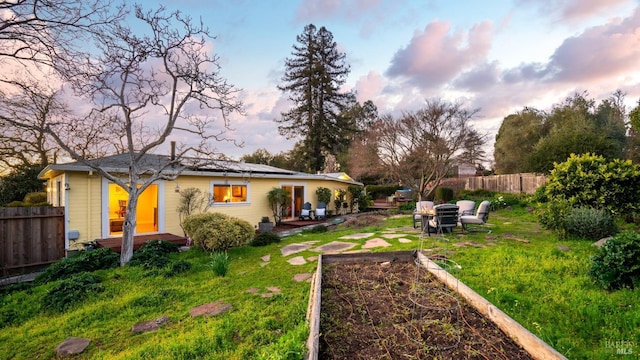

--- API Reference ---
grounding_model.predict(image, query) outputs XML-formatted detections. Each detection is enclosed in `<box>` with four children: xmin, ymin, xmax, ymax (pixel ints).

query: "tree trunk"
<box><xmin>120</xmin><ymin>193</ymin><xmax>138</xmax><ymax>266</ymax></box>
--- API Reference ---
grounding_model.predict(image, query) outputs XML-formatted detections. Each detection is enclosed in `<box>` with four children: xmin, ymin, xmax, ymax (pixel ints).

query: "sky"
<box><xmin>91</xmin><ymin>0</ymin><xmax>640</xmax><ymax>163</ymax></box>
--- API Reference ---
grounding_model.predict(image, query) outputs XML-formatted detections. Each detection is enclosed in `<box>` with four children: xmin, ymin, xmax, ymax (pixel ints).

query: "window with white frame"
<box><xmin>211</xmin><ymin>182</ymin><xmax>248</xmax><ymax>203</ymax></box>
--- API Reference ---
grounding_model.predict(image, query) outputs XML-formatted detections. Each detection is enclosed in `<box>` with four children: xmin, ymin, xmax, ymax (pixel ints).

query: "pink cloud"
<box><xmin>517</xmin><ymin>0</ymin><xmax>632</xmax><ymax>22</ymax></box>
<box><xmin>353</xmin><ymin>70</ymin><xmax>385</xmax><ymax>102</ymax></box>
<box><xmin>385</xmin><ymin>20</ymin><xmax>493</xmax><ymax>88</ymax></box>
<box><xmin>546</xmin><ymin>6</ymin><xmax>640</xmax><ymax>83</ymax></box>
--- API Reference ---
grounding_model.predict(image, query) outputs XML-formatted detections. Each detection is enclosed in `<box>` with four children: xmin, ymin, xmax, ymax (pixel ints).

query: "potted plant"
<box><xmin>258</xmin><ymin>216</ymin><xmax>274</xmax><ymax>233</ymax></box>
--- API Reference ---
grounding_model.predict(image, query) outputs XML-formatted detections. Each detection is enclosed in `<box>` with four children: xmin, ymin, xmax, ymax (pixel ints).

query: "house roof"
<box><xmin>38</xmin><ymin>153</ymin><xmax>363</xmax><ymax>185</ymax></box>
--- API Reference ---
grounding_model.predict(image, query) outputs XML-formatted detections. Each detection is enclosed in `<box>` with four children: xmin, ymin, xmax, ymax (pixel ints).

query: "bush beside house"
<box><xmin>182</xmin><ymin>213</ymin><xmax>254</xmax><ymax>251</ymax></box>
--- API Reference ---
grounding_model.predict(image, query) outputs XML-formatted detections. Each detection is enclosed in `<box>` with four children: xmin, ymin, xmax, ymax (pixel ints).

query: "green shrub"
<box><xmin>129</xmin><ymin>240</ymin><xmax>180</xmax><ymax>269</ymax></box>
<box><xmin>489</xmin><ymin>193</ymin><xmax>524</xmax><ymax>211</ymax></box>
<box><xmin>209</xmin><ymin>252</ymin><xmax>229</xmax><ymax>277</ymax></box>
<box><xmin>250</xmin><ymin>232</ymin><xmax>281</xmax><ymax>247</ymax></box>
<box><xmin>398</xmin><ymin>201</ymin><xmax>415</xmax><ymax>211</ymax></box>
<box><xmin>589</xmin><ymin>232</ymin><xmax>640</xmax><ymax>290</ymax></box>
<box><xmin>546</xmin><ymin>153</ymin><xmax>640</xmax><ymax>217</ymax></box>
<box><xmin>532</xmin><ymin>183</ymin><xmax>548</xmax><ymax>203</ymax></box>
<box><xmin>537</xmin><ymin>200</ymin><xmax>572</xmax><ymax>238</ymax></box>
<box><xmin>301</xmin><ymin>225</ymin><xmax>327</xmax><ymax>234</ymax></box>
<box><xmin>564</xmin><ymin>207</ymin><xmax>617</xmax><ymax>240</ymax></box>
<box><xmin>35</xmin><ymin>247</ymin><xmax>119</xmax><ymax>284</ymax></box>
<box><xmin>42</xmin><ymin>273</ymin><xmax>103</xmax><ymax>312</ymax></box>
<box><xmin>182</xmin><ymin>213</ymin><xmax>254</xmax><ymax>251</ymax></box>
<box><xmin>365</xmin><ymin>185</ymin><xmax>401</xmax><ymax>200</ymax></box>
<box><xmin>165</xmin><ymin>260</ymin><xmax>192</xmax><ymax>277</ymax></box>
<box><xmin>434</xmin><ymin>187</ymin><xmax>454</xmax><ymax>203</ymax></box>
<box><xmin>23</xmin><ymin>192</ymin><xmax>47</xmax><ymax>204</ymax></box>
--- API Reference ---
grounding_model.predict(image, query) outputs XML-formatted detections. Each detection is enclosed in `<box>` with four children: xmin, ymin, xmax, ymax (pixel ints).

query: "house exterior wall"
<box><xmin>60</xmin><ymin>172</ymin><xmax>356</xmax><ymax>249</ymax></box>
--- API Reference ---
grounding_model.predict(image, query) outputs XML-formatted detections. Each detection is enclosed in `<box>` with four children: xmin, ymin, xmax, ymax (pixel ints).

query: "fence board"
<box><xmin>0</xmin><ymin>207</ymin><xmax>65</xmax><ymax>271</ymax></box>
<box><xmin>466</xmin><ymin>173</ymin><xmax>546</xmax><ymax>194</ymax></box>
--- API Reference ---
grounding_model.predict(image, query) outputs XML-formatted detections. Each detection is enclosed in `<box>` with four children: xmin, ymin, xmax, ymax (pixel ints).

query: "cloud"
<box><xmin>546</xmin><ymin>6</ymin><xmax>640</xmax><ymax>83</ymax></box>
<box><xmin>500</xmin><ymin>6</ymin><xmax>640</xmax><ymax>85</ymax></box>
<box><xmin>516</xmin><ymin>0</ymin><xmax>632</xmax><ymax>22</ymax></box>
<box><xmin>295</xmin><ymin>0</ymin><xmax>384</xmax><ymax>23</ymax></box>
<box><xmin>385</xmin><ymin>20</ymin><xmax>493</xmax><ymax>89</ymax></box>
<box><xmin>453</xmin><ymin>61</ymin><xmax>501</xmax><ymax>91</ymax></box>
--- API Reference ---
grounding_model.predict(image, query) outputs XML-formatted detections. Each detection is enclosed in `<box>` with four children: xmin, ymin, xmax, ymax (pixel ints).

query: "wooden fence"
<box><xmin>466</xmin><ymin>173</ymin><xmax>547</xmax><ymax>194</ymax></box>
<box><xmin>0</xmin><ymin>207</ymin><xmax>65</xmax><ymax>272</ymax></box>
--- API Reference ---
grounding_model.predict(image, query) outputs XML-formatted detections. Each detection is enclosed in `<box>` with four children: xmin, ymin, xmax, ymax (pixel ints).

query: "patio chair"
<box><xmin>413</xmin><ymin>201</ymin><xmax>434</xmax><ymax>228</ymax></box>
<box><xmin>315</xmin><ymin>201</ymin><xmax>327</xmax><ymax>220</ymax></box>
<box><xmin>299</xmin><ymin>202</ymin><xmax>313</xmax><ymax>220</ymax></box>
<box><xmin>427</xmin><ymin>204</ymin><xmax>459</xmax><ymax>236</ymax></box>
<box><xmin>456</xmin><ymin>200</ymin><xmax>476</xmax><ymax>222</ymax></box>
<box><xmin>460</xmin><ymin>200</ymin><xmax>491</xmax><ymax>233</ymax></box>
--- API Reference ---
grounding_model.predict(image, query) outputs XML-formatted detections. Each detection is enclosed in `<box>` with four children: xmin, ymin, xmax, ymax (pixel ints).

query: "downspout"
<box><xmin>87</xmin><ymin>173</ymin><xmax>92</xmax><ymax>245</ymax></box>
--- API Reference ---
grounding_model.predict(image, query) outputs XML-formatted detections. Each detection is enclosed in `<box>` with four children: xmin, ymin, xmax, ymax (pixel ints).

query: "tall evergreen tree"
<box><xmin>277</xmin><ymin>24</ymin><xmax>354</xmax><ymax>173</ymax></box>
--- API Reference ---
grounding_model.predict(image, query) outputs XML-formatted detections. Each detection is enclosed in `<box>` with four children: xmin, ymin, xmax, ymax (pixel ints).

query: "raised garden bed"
<box><xmin>306</xmin><ymin>251</ymin><xmax>566</xmax><ymax>359</ymax></box>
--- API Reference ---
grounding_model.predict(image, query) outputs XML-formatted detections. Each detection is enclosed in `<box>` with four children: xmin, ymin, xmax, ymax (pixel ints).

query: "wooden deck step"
<box><xmin>95</xmin><ymin>233</ymin><xmax>188</xmax><ymax>253</ymax></box>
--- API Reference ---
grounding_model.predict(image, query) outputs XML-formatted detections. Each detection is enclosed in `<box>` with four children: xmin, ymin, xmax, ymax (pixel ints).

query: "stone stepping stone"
<box><xmin>260</xmin><ymin>262</ymin><xmax>269</xmax><ymax>267</ymax></box>
<box><xmin>287</xmin><ymin>256</ymin><xmax>307</xmax><ymax>265</ymax></box>
<box><xmin>307</xmin><ymin>256</ymin><xmax>318</xmax><ymax>262</ymax></box>
<box><xmin>557</xmin><ymin>245</ymin><xmax>571</xmax><ymax>251</ymax></box>
<box><xmin>280</xmin><ymin>243</ymin><xmax>313</xmax><ymax>256</ymax></box>
<box><xmin>132</xmin><ymin>316</ymin><xmax>170</xmax><ymax>333</ymax></box>
<box><xmin>245</xmin><ymin>287</ymin><xmax>260</xmax><ymax>294</ymax></box>
<box><xmin>189</xmin><ymin>301</ymin><xmax>232</xmax><ymax>318</ymax></box>
<box><xmin>339</xmin><ymin>232</ymin><xmax>375</xmax><ymax>240</ymax></box>
<box><xmin>293</xmin><ymin>273</ymin><xmax>312</xmax><ymax>282</ymax></box>
<box><xmin>362</xmin><ymin>238</ymin><xmax>392</xmax><ymax>249</ymax></box>
<box><xmin>312</xmin><ymin>241</ymin><xmax>356</xmax><ymax>253</ymax></box>
<box><xmin>261</xmin><ymin>254</ymin><xmax>271</xmax><ymax>262</ymax></box>
<box><xmin>267</xmin><ymin>286</ymin><xmax>281</xmax><ymax>293</ymax></box>
<box><xmin>381</xmin><ymin>233</ymin><xmax>407</xmax><ymax>239</ymax></box>
<box><xmin>398</xmin><ymin>238</ymin><xmax>412</xmax><ymax>243</ymax></box>
<box><xmin>55</xmin><ymin>337</ymin><xmax>91</xmax><ymax>357</ymax></box>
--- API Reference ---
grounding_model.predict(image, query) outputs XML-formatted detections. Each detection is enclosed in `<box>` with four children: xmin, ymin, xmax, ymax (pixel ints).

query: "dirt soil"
<box><xmin>320</xmin><ymin>260</ymin><xmax>533</xmax><ymax>359</ymax></box>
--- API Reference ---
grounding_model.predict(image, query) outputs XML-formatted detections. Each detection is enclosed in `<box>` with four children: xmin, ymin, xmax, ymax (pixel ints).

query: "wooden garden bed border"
<box><xmin>305</xmin><ymin>251</ymin><xmax>567</xmax><ymax>360</ymax></box>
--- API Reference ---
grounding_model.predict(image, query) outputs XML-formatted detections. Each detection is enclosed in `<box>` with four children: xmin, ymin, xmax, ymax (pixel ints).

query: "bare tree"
<box><xmin>5</xmin><ymin>5</ymin><xmax>243</xmax><ymax>265</ymax></box>
<box><xmin>0</xmin><ymin>0</ymin><xmax>127</xmax><ymax>173</ymax></box>
<box><xmin>0</xmin><ymin>0</ymin><xmax>125</xmax><ymax>67</ymax></box>
<box><xmin>0</xmin><ymin>79</ymin><xmax>66</xmax><ymax>170</ymax></box>
<box><xmin>373</xmin><ymin>99</ymin><xmax>481</xmax><ymax>200</ymax></box>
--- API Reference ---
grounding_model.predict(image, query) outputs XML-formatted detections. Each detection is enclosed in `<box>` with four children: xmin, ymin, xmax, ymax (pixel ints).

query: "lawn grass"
<box><xmin>1</xmin><ymin>207</ymin><xmax>639</xmax><ymax>359</ymax></box>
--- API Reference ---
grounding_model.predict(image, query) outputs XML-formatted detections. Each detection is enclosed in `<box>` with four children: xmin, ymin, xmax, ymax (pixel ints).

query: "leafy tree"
<box><xmin>0</xmin><ymin>163</ymin><xmax>45</xmax><ymax>205</ymax></box>
<box><xmin>240</xmin><ymin>148</ymin><xmax>274</xmax><ymax>165</ymax></box>
<box><xmin>277</xmin><ymin>24</ymin><xmax>356</xmax><ymax>173</ymax></box>
<box><xmin>494</xmin><ymin>92</ymin><xmax>628</xmax><ymax>174</ymax></box>
<box><xmin>628</xmin><ymin>99</ymin><xmax>640</xmax><ymax>162</ymax></box>
<box><xmin>493</xmin><ymin>108</ymin><xmax>545</xmax><ymax>174</ymax></box>
<box><xmin>528</xmin><ymin>93</ymin><xmax>626</xmax><ymax>172</ymax></box>
<box><xmin>371</xmin><ymin>99</ymin><xmax>481</xmax><ymax>200</ymax></box>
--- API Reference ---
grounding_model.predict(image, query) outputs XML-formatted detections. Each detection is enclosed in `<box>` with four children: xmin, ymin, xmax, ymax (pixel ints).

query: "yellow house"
<box><xmin>38</xmin><ymin>155</ymin><xmax>362</xmax><ymax>250</ymax></box>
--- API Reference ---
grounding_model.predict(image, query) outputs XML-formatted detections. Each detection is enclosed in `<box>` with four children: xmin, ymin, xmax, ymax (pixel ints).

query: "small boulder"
<box><xmin>132</xmin><ymin>316</ymin><xmax>171</xmax><ymax>333</ymax></box>
<box><xmin>190</xmin><ymin>301</ymin><xmax>232</xmax><ymax>318</ymax></box>
<box><xmin>55</xmin><ymin>337</ymin><xmax>91</xmax><ymax>357</ymax></box>
<box><xmin>593</xmin><ymin>237</ymin><xmax>612</xmax><ymax>248</ymax></box>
